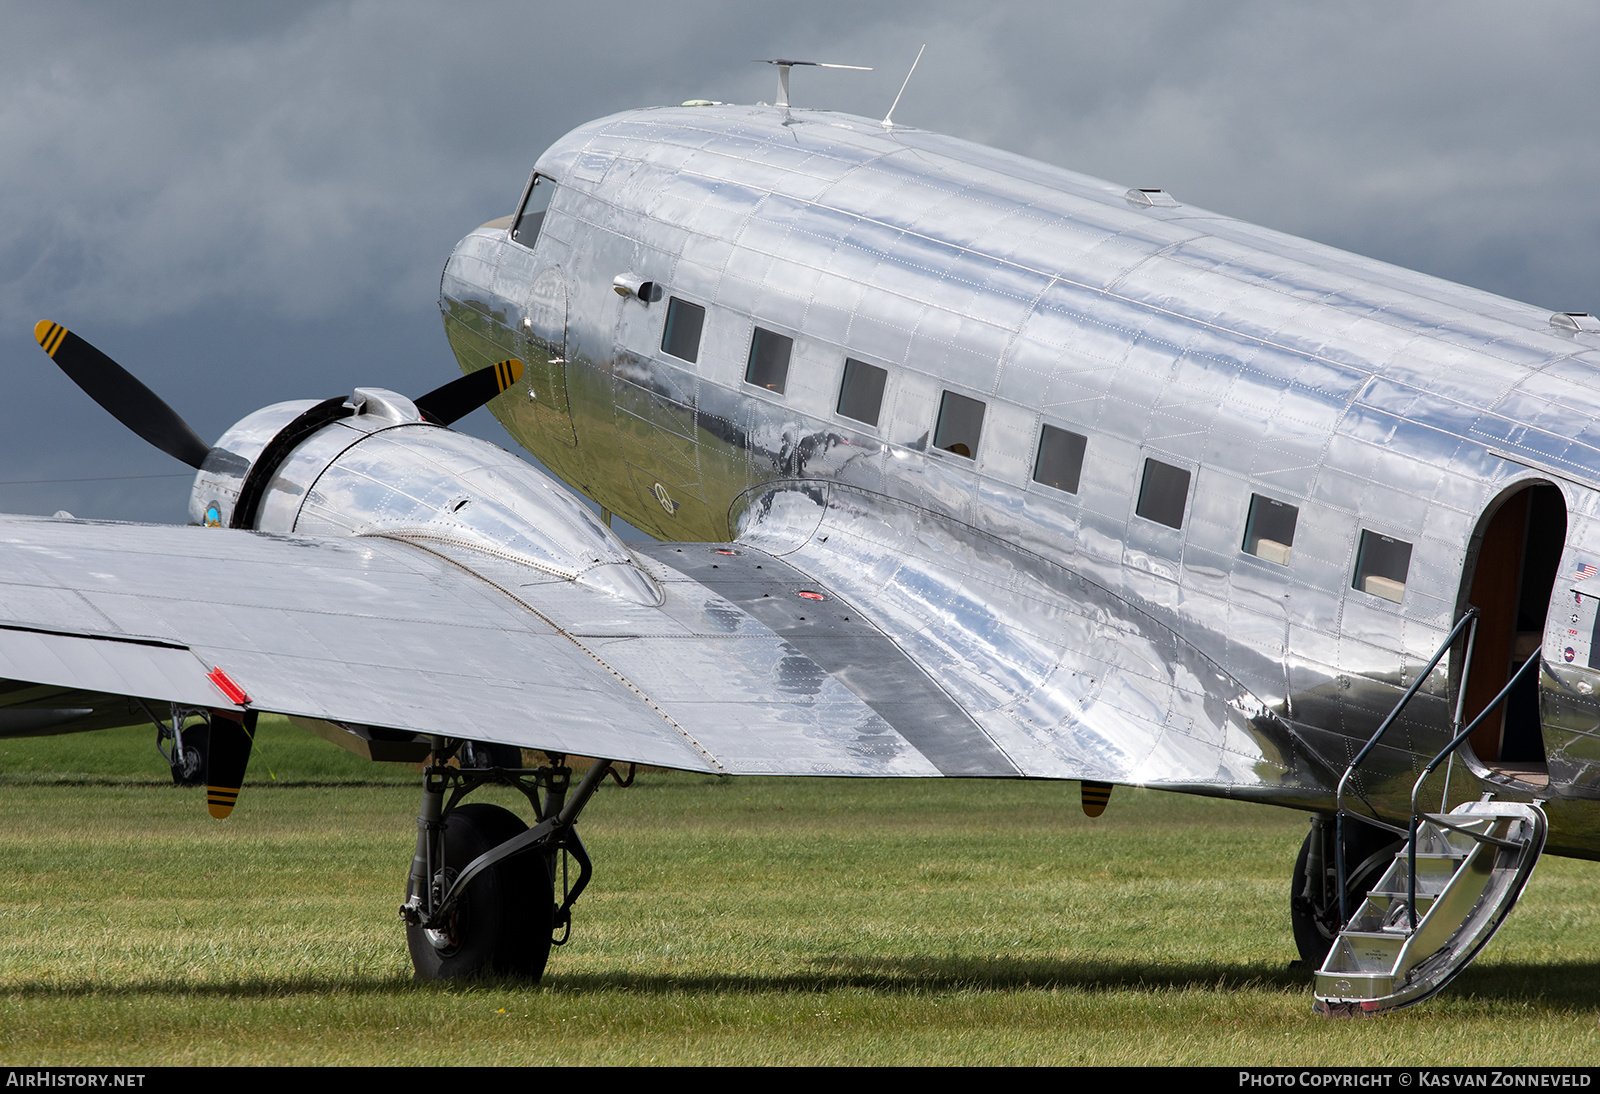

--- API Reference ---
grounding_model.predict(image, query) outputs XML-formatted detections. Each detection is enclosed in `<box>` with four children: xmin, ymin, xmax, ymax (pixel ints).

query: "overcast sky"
<box><xmin>4</xmin><ymin>1</ymin><xmax>1599</xmax><ymax>525</ymax></box>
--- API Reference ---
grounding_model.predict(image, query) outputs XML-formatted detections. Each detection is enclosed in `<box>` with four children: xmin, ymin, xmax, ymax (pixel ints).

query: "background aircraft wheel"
<box><xmin>1290</xmin><ymin>816</ymin><xmax>1403</xmax><ymax>968</ymax></box>
<box><xmin>406</xmin><ymin>803</ymin><xmax>554</xmax><ymax>981</ymax></box>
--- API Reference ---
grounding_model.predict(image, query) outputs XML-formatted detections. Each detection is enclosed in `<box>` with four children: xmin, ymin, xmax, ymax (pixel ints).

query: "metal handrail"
<box><xmin>1334</xmin><ymin>608</ymin><xmax>1479</xmax><ymax>922</ymax></box>
<box><xmin>1403</xmin><ymin>650</ymin><xmax>1542</xmax><ymax>929</ymax></box>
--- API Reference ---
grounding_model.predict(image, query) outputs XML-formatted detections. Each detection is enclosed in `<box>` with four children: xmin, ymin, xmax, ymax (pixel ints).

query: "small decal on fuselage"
<box><xmin>1564</xmin><ymin>588</ymin><xmax>1600</xmax><ymax>669</ymax></box>
<box><xmin>653</xmin><ymin>482</ymin><xmax>678</xmax><ymax>514</ymax></box>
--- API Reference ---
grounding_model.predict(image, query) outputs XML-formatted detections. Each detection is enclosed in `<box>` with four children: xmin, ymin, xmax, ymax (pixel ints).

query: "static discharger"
<box><xmin>1081</xmin><ymin>780</ymin><xmax>1113</xmax><ymax>818</ymax></box>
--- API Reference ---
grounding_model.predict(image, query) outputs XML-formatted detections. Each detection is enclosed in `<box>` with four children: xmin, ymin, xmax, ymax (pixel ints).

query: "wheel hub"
<box><xmin>425</xmin><ymin>867</ymin><xmax>463</xmax><ymax>954</ymax></box>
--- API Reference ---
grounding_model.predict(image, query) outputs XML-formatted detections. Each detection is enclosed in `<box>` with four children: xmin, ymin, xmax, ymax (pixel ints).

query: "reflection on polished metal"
<box><xmin>440</xmin><ymin>102</ymin><xmax>1600</xmax><ymax>822</ymax></box>
<box><xmin>13</xmin><ymin>96</ymin><xmax>1600</xmax><ymax>998</ymax></box>
<box><xmin>424</xmin><ymin>100</ymin><xmax>1600</xmax><ymax>998</ymax></box>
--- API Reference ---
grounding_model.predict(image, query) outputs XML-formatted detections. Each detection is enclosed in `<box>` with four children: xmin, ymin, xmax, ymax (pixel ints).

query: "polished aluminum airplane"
<box><xmin>10</xmin><ymin>94</ymin><xmax>1599</xmax><ymax>1012</ymax></box>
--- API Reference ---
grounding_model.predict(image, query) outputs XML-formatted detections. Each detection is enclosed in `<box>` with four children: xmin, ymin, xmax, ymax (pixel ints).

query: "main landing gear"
<box><xmin>1290</xmin><ymin>813</ymin><xmax>1404</xmax><ymax>967</ymax></box>
<box><xmin>154</xmin><ymin>706</ymin><xmax>210</xmax><ymax>786</ymax></box>
<box><xmin>400</xmin><ymin>738</ymin><xmax>630</xmax><ymax>981</ymax></box>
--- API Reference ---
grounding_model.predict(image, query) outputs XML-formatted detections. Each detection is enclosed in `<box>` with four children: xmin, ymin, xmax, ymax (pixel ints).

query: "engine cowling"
<box><xmin>189</xmin><ymin>388</ymin><xmax>660</xmax><ymax>605</ymax></box>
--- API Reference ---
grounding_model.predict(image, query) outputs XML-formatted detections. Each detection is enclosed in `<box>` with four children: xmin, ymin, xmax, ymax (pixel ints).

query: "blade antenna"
<box><xmin>882</xmin><ymin>44</ymin><xmax>926</xmax><ymax>129</ymax></box>
<box><xmin>755</xmin><ymin>59</ymin><xmax>871</xmax><ymax>112</ymax></box>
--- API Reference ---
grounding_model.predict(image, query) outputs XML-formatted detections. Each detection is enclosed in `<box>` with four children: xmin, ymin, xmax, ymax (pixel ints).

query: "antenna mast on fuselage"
<box><xmin>881</xmin><ymin>44</ymin><xmax>926</xmax><ymax>128</ymax></box>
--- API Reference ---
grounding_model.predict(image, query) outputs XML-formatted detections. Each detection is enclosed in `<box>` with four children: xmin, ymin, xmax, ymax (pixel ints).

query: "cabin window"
<box><xmin>836</xmin><ymin>358</ymin><xmax>888</xmax><ymax>426</ymax></box>
<box><xmin>1033</xmin><ymin>425</ymin><xmax>1088</xmax><ymax>494</ymax></box>
<box><xmin>510</xmin><ymin>173</ymin><xmax>553</xmax><ymax>249</ymax></box>
<box><xmin>1136</xmin><ymin>458</ymin><xmax>1190</xmax><ymax>529</ymax></box>
<box><xmin>933</xmin><ymin>391</ymin><xmax>985</xmax><ymax>458</ymax></box>
<box><xmin>1243</xmin><ymin>494</ymin><xmax>1298</xmax><ymax>565</ymax></box>
<box><xmin>1354</xmin><ymin>530</ymin><xmax>1412</xmax><ymax>603</ymax></box>
<box><xmin>745</xmin><ymin>327</ymin><xmax>793</xmax><ymax>393</ymax></box>
<box><xmin>661</xmin><ymin>298</ymin><xmax>706</xmax><ymax>364</ymax></box>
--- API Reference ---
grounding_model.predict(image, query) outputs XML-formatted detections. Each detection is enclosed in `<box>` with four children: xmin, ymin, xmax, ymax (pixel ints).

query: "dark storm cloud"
<box><xmin>3</xmin><ymin>1</ymin><xmax>1600</xmax><ymax>521</ymax></box>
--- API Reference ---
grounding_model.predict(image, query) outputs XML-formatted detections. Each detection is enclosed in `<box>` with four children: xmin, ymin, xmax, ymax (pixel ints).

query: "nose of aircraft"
<box><xmin>439</xmin><ymin>219</ymin><xmax>510</xmax><ymax>317</ymax></box>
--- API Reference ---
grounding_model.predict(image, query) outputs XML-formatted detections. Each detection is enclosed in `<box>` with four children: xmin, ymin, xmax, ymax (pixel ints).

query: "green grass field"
<box><xmin>0</xmin><ymin>718</ymin><xmax>1596</xmax><ymax>1065</ymax></box>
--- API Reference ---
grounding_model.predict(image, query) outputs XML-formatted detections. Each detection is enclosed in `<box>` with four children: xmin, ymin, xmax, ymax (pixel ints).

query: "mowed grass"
<box><xmin>0</xmin><ymin>719</ymin><xmax>1597</xmax><ymax>1064</ymax></box>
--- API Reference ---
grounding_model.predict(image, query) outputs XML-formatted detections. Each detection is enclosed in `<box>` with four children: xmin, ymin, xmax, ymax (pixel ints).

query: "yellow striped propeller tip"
<box><xmin>35</xmin><ymin>321</ymin><xmax>69</xmax><ymax>357</ymax></box>
<box><xmin>34</xmin><ymin>320</ymin><xmax>67</xmax><ymax>354</ymax></box>
<box><xmin>494</xmin><ymin>358</ymin><xmax>524</xmax><ymax>390</ymax></box>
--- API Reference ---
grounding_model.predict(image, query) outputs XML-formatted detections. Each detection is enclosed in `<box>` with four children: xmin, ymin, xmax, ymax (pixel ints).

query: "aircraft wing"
<box><xmin>0</xmin><ymin>498</ymin><xmax>1331</xmax><ymax>793</ymax></box>
<box><xmin>0</xmin><ymin>513</ymin><xmax>936</xmax><ymax>775</ymax></box>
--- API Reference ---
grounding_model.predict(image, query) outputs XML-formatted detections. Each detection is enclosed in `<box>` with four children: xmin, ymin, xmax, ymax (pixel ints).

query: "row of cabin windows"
<box><xmin>1129</xmin><ymin>463</ymin><xmax>1412</xmax><ymax>603</ymax></box>
<box><xmin>659</xmin><ymin>296</ymin><xmax>1415</xmax><ymax>604</ymax></box>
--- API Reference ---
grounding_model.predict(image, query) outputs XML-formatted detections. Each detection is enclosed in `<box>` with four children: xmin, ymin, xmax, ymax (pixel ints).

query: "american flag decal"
<box><xmin>1577</xmin><ymin>563</ymin><xmax>1598</xmax><ymax>580</ymax></box>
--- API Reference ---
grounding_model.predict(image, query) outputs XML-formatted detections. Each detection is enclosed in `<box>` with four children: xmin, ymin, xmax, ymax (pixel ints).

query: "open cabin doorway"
<box><xmin>1459</xmin><ymin>483</ymin><xmax>1566</xmax><ymax>771</ymax></box>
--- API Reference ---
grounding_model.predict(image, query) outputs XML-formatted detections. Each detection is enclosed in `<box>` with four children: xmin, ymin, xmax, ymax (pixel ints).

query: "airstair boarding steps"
<box><xmin>1313</xmin><ymin>800</ymin><xmax>1547</xmax><ymax>1015</ymax></box>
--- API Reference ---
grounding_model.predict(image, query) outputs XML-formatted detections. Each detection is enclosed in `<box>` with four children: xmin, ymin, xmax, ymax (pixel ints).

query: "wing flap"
<box><xmin>0</xmin><ymin>624</ymin><xmax>222</xmax><ymax>710</ymax></box>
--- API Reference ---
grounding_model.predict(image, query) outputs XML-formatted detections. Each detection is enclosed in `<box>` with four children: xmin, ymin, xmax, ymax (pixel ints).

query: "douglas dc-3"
<box><xmin>9</xmin><ymin>75</ymin><xmax>1600</xmax><ymax>1014</ymax></box>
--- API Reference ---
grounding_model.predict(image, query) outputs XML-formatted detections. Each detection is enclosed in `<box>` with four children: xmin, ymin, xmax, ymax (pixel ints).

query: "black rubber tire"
<box><xmin>1290</xmin><ymin>817</ymin><xmax>1403</xmax><ymax>967</ymax></box>
<box><xmin>406</xmin><ymin>803</ymin><xmax>554</xmax><ymax>981</ymax></box>
<box><xmin>169</xmin><ymin>723</ymin><xmax>209</xmax><ymax>787</ymax></box>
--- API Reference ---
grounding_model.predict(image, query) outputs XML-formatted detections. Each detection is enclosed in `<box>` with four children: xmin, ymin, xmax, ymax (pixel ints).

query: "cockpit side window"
<box><xmin>511</xmin><ymin>172</ymin><xmax>555</xmax><ymax>249</ymax></box>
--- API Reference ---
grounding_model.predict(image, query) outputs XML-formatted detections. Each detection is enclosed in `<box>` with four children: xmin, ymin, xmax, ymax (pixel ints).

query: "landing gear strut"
<box><xmin>400</xmin><ymin>739</ymin><xmax>617</xmax><ymax>981</ymax></box>
<box><xmin>1290</xmin><ymin>813</ymin><xmax>1404</xmax><ymax>967</ymax></box>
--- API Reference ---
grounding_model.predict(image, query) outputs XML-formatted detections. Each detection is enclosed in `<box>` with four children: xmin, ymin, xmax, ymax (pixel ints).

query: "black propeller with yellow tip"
<box><xmin>34</xmin><ymin>319</ymin><xmax>212</xmax><ymax>468</ymax></box>
<box><xmin>34</xmin><ymin>319</ymin><xmax>524</xmax><ymax>461</ymax></box>
<box><xmin>205</xmin><ymin>709</ymin><xmax>256</xmax><ymax>820</ymax></box>
<box><xmin>414</xmin><ymin>356</ymin><xmax>524</xmax><ymax>425</ymax></box>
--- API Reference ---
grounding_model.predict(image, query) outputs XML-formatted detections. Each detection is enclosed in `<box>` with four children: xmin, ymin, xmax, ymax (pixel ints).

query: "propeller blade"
<box><xmin>33</xmin><ymin>320</ymin><xmax>212</xmax><ymax>469</ymax></box>
<box><xmin>414</xmin><ymin>358</ymin><xmax>523</xmax><ymax>426</ymax></box>
<box><xmin>204</xmin><ymin>706</ymin><xmax>256</xmax><ymax>820</ymax></box>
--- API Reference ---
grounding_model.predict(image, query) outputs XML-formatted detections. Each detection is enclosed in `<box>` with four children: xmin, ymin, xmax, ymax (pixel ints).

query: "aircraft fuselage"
<box><xmin>441</xmin><ymin>105</ymin><xmax>1600</xmax><ymax>859</ymax></box>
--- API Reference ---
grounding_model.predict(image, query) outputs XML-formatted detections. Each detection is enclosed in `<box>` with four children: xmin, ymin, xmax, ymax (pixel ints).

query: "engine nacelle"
<box><xmin>189</xmin><ymin>388</ymin><xmax>660</xmax><ymax>605</ymax></box>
